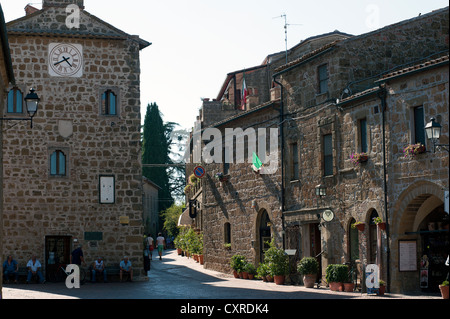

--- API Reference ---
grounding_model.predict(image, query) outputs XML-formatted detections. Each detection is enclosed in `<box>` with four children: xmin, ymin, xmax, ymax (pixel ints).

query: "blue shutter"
<box><xmin>50</xmin><ymin>152</ymin><xmax>57</xmax><ymax>175</ymax></box>
<box><xmin>59</xmin><ymin>151</ymin><xmax>66</xmax><ymax>176</ymax></box>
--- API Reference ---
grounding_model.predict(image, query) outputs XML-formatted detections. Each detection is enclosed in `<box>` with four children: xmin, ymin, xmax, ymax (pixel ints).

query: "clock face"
<box><xmin>323</xmin><ymin>210</ymin><xmax>334</xmax><ymax>222</ymax></box>
<box><xmin>49</xmin><ymin>43</ymin><xmax>83</xmax><ymax>77</ymax></box>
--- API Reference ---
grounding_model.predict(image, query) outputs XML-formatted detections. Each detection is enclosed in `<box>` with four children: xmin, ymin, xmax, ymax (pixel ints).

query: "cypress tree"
<box><xmin>142</xmin><ymin>103</ymin><xmax>174</xmax><ymax>213</ymax></box>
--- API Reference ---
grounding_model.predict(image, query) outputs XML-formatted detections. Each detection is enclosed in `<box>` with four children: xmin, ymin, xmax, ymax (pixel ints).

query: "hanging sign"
<box><xmin>193</xmin><ymin>166</ymin><xmax>206</xmax><ymax>179</ymax></box>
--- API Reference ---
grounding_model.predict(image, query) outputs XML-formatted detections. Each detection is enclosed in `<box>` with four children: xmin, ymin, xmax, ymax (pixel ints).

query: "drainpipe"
<box><xmin>273</xmin><ymin>75</ymin><xmax>286</xmax><ymax>250</ymax></box>
<box><xmin>377</xmin><ymin>84</ymin><xmax>391</xmax><ymax>293</ymax></box>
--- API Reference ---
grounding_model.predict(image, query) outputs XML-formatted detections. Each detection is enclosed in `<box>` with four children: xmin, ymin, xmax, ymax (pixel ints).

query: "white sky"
<box><xmin>1</xmin><ymin>0</ymin><xmax>449</xmax><ymax>130</ymax></box>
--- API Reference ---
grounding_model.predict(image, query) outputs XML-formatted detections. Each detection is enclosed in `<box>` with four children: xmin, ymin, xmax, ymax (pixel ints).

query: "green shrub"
<box><xmin>325</xmin><ymin>264</ymin><xmax>349</xmax><ymax>283</ymax></box>
<box><xmin>297</xmin><ymin>257</ymin><xmax>319</xmax><ymax>275</ymax></box>
<box><xmin>264</xmin><ymin>240</ymin><xmax>289</xmax><ymax>276</ymax></box>
<box><xmin>230</xmin><ymin>255</ymin><xmax>246</xmax><ymax>273</ymax></box>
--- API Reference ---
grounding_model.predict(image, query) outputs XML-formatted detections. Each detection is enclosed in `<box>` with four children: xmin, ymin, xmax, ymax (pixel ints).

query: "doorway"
<box><xmin>45</xmin><ymin>236</ymin><xmax>71</xmax><ymax>281</ymax></box>
<box><xmin>259</xmin><ymin>210</ymin><xmax>272</xmax><ymax>263</ymax></box>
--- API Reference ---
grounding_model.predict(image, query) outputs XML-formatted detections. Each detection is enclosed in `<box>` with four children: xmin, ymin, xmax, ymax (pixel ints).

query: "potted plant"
<box><xmin>297</xmin><ymin>257</ymin><xmax>319</xmax><ymax>288</ymax></box>
<box><xmin>352</xmin><ymin>221</ymin><xmax>365</xmax><ymax>232</ymax></box>
<box><xmin>439</xmin><ymin>280</ymin><xmax>449</xmax><ymax>299</ymax></box>
<box><xmin>264</xmin><ymin>241</ymin><xmax>289</xmax><ymax>285</ymax></box>
<box><xmin>403</xmin><ymin>143</ymin><xmax>426</xmax><ymax>157</ymax></box>
<box><xmin>184</xmin><ymin>184</ymin><xmax>192</xmax><ymax>194</ymax></box>
<box><xmin>350</xmin><ymin>152</ymin><xmax>369</xmax><ymax>165</ymax></box>
<box><xmin>257</xmin><ymin>263</ymin><xmax>270</xmax><ymax>282</ymax></box>
<box><xmin>373</xmin><ymin>217</ymin><xmax>386</xmax><ymax>230</ymax></box>
<box><xmin>326</xmin><ymin>264</ymin><xmax>348</xmax><ymax>291</ymax></box>
<box><xmin>223</xmin><ymin>243</ymin><xmax>232</xmax><ymax>251</ymax></box>
<box><xmin>189</xmin><ymin>174</ymin><xmax>199</xmax><ymax>185</ymax></box>
<box><xmin>245</xmin><ymin>263</ymin><xmax>257</xmax><ymax>280</ymax></box>
<box><xmin>230</xmin><ymin>254</ymin><xmax>246</xmax><ymax>278</ymax></box>
<box><xmin>378</xmin><ymin>280</ymin><xmax>386</xmax><ymax>296</ymax></box>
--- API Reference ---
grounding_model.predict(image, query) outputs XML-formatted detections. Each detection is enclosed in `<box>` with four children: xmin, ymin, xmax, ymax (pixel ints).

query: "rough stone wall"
<box><xmin>202</xmin><ymin>104</ymin><xmax>282</xmax><ymax>274</ymax></box>
<box><xmin>384</xmin><ymin>64</ymin><xmax>449</xmax><ymax>292</ymax></box>
<box><xmin>278</xmin><ymin>7</ymin><xmax>449</xmax><ymax>287</ymax></box>
<box><xmin>3</xmin><ymin>8</ymin><xmax>146</xmax><ymax>276</ymax></box>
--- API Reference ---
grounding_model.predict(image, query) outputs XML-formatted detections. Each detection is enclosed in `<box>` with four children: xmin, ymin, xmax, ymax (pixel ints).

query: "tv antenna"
<box><xmin>273</xmin><ymin>14</ymin><xmax>302</xmax><ymax>64</ymax></box>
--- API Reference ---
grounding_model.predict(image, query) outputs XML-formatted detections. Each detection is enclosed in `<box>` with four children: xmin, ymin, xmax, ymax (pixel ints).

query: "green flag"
<box><xmin>252</xmin><ymin>152</ymin><xmax>263</xmax><ymax>172</ymax></box>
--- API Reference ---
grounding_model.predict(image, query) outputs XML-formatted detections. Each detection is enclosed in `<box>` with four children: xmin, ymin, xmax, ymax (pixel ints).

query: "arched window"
<box><xmin>102</xmin><ymin>89</ymin><xmax>117</xmax><ymax>115</ymax></box>
<box><xmin>7</xmin><ymin>87</ymin><xmax>23</xmax><ymax>113</ymax></box>
<box><xmin>224</xmin><ymin>222</ymin><xmax>231</xmax><ymax>245</ymax></box>
<box><xmin>50</xmin><ymin>150</ymin><xmax>66</xmax><ymax>176</ymax></box>
<box><xmin>349</xmin><ymin>218</ymin><xmax>359</xmax><ymax>262</ymax></box>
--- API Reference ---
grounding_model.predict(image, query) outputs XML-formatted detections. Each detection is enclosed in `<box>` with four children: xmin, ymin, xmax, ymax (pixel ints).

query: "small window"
<box><xmin>7</xmin><ymin>88</ymin><xmax>23</xmax><ymax>113</ymax></box>
<box><xmin>413</xmin><ymin>106</ymin><xmax>425</xmax><ymax>145</ymax></box>
<box><xmin>318</xmin><ymin>64</ymin><xmax>328</xmax><ymax>94</ymax></box>
<box><xmin>323</xmin><ymin>134</ymin><xmax>333</xmax><ymax>176</ymax></box>
<box><xmin>50</xmin><ymin>150</ymin><xmax>66</xmax><ymax>176</ymax></box>
<box><xmin>102</xmin><ymin>89</ymin><xmax>117</xmax><ymax>115</ymax></box>
<box><xmin>291</xmin><ymin>143</ymin><xmax>299</xmax><ymax>180</ymax></box>
<box><xmin>360</xmin><ymin>118</ymin><xmax>368</xmax><ymax>153</ymax></box>
<box><xmin>224</xmin><ymin>222</ymin><xmax>231</xmax><ymax>245</ymax></box>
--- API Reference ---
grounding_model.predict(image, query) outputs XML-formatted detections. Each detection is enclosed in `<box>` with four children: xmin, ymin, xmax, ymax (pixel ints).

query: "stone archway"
<box><xmin>254</xmin><ymin>203</ymin><xmax>274</xmax><ymax>265</ymax></box>
<box><xmin>390</xmin><ymin>181</ymin><xmax>446</xmax><ymax>293</ymax></box>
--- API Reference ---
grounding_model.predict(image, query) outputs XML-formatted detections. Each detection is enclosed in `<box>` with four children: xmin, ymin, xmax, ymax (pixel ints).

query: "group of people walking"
<box><xmin>145</xmin><ymin>233</ymin><xmax>166</xmax><ymax>261</ymax></box>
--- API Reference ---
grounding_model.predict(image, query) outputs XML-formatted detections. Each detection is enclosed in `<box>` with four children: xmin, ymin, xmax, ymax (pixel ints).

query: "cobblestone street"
<box><xmin>3</xmin><ymin>249</ymin><xmax>442</xmax><ymax>300</ymax></box>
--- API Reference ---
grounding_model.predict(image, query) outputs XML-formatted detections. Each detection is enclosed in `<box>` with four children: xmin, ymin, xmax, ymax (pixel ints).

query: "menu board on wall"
<box><xmin>399</xmin><ymin>240</ymin><xmax>417</xmax><ymax>272</ymax></box>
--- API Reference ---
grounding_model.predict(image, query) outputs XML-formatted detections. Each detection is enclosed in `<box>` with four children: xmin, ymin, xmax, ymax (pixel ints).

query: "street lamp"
<box><xmin>315</xmin><ymin>184</ymin><xmax>327</xmax><ymax>197</ymax></box>
<box><xmin>425</xmin><ymin>117</ymin><xmax>449</xmax><ymax>153</ymax></box>
<box><xmin>1</xmin><ymin>88</ymin><xmax>40</xmax><ymax>128</ymax></box>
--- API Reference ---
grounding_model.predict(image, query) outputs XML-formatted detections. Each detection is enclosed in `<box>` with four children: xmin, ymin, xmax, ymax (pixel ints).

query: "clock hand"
<box><xmin>54</xmin><ymin>56</ymin><xmax>72</xmax><ymax>67</ymax></box>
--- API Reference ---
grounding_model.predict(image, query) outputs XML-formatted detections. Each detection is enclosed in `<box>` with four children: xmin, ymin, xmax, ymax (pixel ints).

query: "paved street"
<box><xmin>2</xmin><ymin>249</ymin><xmax>442</xmax><ymax>300</ymax></box>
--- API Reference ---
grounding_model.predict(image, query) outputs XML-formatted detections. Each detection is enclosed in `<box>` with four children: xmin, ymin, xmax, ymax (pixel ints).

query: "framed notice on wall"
<box><xmin>99</xmin><ymin>175</ymin><xmax>115</xmax><ymax>204</ymax></box>
<box><xmin>399</xmin><ymin>240</ymin><xmax>417</xmax><ymax>272</ymax></box>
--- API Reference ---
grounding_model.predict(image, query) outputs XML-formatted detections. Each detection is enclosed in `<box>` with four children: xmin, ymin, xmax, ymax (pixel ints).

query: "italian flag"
<box><xmin>252</xmin><ymin>152</ymin><xmax>263</xmax><ymax>172</ymax></box>
<box><xmin>241</xmin><ymin>74</ymin><xmax>248</xmax><ymax>110</ymax></box>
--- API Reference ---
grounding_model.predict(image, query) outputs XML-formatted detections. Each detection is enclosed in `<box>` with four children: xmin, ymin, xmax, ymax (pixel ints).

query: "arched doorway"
<box><xmin>257</xmin><ymin>209</ymin><xmax>272</xmax><ymax>263</ymax></box>
<box><xmin>391</xmin><ymin>182</ymin><xmax>448</xmax><ymax>293</ymax></box>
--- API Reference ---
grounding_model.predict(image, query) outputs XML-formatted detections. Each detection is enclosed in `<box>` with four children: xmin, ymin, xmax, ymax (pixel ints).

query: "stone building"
<box><xmin>0</xmin><ymin>3</ymin><xmax>16</xmax><ymax>296</ymax></box>
<box><xmin>185</xmin><ymin>32</ymin><xmax>351</xmax><ymax>273</ymax></box>
<box><xmin>274</xmin><ymin>7</ymin><xmax>448</xmax><ymax>294</ymax></box>
<box><xmin>142</xmin><ymin>177</ymin><xmax>160</xmax><ymax>237</ymax></box>
<box><xmin>2</xmin><ymin>0</ymin><xmax>150</xmax><ymax>280</ymax></box>
<box><xmin>189</xmin><ymin>6</ymin><xmax>449</xmax><ymax>295</ymax></box>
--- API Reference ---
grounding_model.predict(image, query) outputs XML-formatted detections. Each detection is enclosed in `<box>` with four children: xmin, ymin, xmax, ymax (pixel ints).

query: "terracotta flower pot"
<box><xmin>199</xmin><ymin>255</ymin><xmax>204</xmax><ymax>265</ymax></box>
<box><xmin>266</xmin><ymin>275</ymin><xmax>274</xmax><ymax>282</ymax></box>
<box><xmin>440</xmin><ymin>285</ymin><xmax>449</xmax><ymax>299</ymax></box>
<box><xmin>303</xmin><ymin>274</ymin><xmax>316</xmax><ymax>288</ymax></box>
<box><xmin>233</xmin><ymin>271</ymin><xmax>239</xmax><ymax>278</ymax></box>
<box><xmin>274</xmin><ymin>275</ymin><xmax>285</xmax><ymax>285</ymax></box>
<box><xmin>378</xmin><ymin>285</ymin><xmax>386</xmax><ymax>296</ymax></box>
<box><xmin>329</xmin><ymin>282</ymin><xmax>343</xmax><ymax>291</ymax></box>
<box><xmin>177</xmin><ymin>248</ymin><xmax>182</xmax><ymax>255</ymax></box>
<box><xmin>356</xmin><ymin>223</ymin><xmax>365</xmax><ymax>232</ymax></box>
<box><xmin>377</xmin><ymin>222</ymin><xmax>386</xmax><ymax>231</ymax></box>
<box><xmin>242</xmin><ymin>272</ymin><xmax>249</xmax><ymax>279</ymax></box>
<box><xmin>344</xmin><ymin>283</ymin><xmax>355</xmax><ymax>292</ymax></box>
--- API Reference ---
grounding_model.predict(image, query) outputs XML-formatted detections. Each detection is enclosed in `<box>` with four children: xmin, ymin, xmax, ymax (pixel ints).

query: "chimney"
<box><xmin>42</xmin><ymin>0</ymin><xmax>85</xmax><ymax>9</ymax></box>
<box><xmin>25</xmin><ymin>5</ymin><xmax>39</xmax><ymax>16</ymax></box>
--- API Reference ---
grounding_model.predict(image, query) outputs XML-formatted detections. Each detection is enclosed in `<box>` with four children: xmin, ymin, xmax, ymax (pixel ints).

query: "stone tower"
<box><xmin>4</xmin><ymin>1</ymin><xmax>151</xmax><ymax>280</ymax></box>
